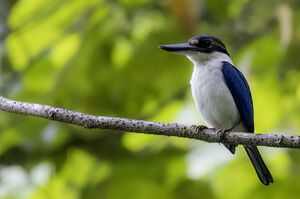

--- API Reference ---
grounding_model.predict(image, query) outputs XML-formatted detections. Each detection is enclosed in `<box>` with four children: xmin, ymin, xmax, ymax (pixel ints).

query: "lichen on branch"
<box><xmin>0</xmin><ymin>96</ymin><xmax>299</xmax><ymax>148</ymax></box>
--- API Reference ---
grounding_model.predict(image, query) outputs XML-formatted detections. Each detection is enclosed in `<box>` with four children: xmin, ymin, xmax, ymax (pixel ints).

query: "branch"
<box><xmin>0</xmin><ymin>96</ymin><xmax>299</xmax><ymax>148</ymax></box>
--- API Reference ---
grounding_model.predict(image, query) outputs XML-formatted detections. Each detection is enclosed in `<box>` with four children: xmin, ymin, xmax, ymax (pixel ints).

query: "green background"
<box><xmin>0</xmin><ymin>0</ymin><xmax>300</xmax><ymax>198</ymax></box>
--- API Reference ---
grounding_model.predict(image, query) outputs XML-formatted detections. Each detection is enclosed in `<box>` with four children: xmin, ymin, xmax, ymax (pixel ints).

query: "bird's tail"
<box><xmin>244</xmin><ymin>146</ymin><xmax>273</xmax><ymax>186</ymax></box>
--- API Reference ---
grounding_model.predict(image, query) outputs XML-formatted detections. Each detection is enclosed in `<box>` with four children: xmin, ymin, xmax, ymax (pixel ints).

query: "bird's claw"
<box><xmin>191</xmin><ymin>125</ymin><xmax>208</xmax><ymax>133</ymax></box>
<box><xmin>217</xmin><ymin>129</ymin><xmax>231</xmax><ymax>142</ymax></box>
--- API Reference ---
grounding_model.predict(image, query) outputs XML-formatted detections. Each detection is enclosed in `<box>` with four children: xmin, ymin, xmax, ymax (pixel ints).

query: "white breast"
<box><xmin>189</xmin><ymin>55</ymin><xmax>241</xmax><ymax>130</ymax></box>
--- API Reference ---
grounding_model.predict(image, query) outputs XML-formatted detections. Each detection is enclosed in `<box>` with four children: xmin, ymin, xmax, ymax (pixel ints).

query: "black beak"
<box><xmin>159</xmin><ymin>43</ymin><xmax>198</xmax><ymax>53</ymax></box>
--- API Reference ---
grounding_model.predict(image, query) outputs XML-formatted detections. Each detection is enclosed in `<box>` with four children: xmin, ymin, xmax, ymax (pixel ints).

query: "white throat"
<box><xmin>186</xmin><ymin>51</ymin><xmax>232</xmax><ymax>67</ymax></box>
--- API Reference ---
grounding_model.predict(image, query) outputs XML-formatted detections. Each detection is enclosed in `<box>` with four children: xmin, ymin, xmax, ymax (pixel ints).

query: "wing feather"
<box><xmin>222</xmin><ymin>61</ymin><xmax>254</xmax><ymax>133</ymax></box>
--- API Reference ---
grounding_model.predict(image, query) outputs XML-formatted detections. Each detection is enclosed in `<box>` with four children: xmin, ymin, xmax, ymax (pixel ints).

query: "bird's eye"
<box><xmin>201</xmin><ymin>40</ymin><xmax>212</xmax><ymax>49</ymax></box>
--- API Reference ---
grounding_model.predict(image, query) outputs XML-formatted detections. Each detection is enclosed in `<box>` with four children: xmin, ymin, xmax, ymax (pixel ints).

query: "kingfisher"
<box><xmin>159</xmin><ymin>35</ymin><xmax>273</xmax><ymax>185</ymax></box>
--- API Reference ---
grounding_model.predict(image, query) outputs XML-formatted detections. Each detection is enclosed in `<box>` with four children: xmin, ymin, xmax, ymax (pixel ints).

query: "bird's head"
<box><xmin>159</xmin><ymin>35</ymin><xmax>230</xmax><ymax>64</ymax></box>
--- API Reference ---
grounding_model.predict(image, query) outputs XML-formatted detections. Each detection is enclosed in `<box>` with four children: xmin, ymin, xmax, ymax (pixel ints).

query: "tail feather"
<box><xmin>244</xmin><ymin>146</ymin><xmax>273</xmax><ymax>185</ymax></box>
<box><xmin>224</xmin><ymin>144</ymin><xmax>236</xmax><ymax>154</ymax></box>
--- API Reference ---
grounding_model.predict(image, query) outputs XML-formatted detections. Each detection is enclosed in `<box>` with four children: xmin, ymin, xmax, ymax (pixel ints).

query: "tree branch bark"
<box><xmin>0</xmin><ymin>96</ymin><xmax>299</xmax><ymax>148</ymax></box>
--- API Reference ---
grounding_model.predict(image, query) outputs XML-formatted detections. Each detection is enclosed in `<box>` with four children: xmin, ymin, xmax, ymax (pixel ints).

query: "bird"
<box><xmin>159</xmin><ymin>35</ymin><xmax>273</xmax><ymax>185</ymax></box>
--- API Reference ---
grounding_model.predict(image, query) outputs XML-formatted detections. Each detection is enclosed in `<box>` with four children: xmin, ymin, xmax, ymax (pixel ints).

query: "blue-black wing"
<box><xmin>222</xmin><ymin>62</ymin><xmax>273</xmax><ymax>185</ymax></box>
<box><xmin>222</xmin><ymin>61</ymin><xmax>254</xmax><ymax>133</ymax></box>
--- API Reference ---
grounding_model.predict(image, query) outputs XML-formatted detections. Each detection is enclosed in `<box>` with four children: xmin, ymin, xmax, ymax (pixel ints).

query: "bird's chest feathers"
<box><xmin>190</xmin><ymin>61</ymin><xmax>240</xmax><ymax>129</ymax></box>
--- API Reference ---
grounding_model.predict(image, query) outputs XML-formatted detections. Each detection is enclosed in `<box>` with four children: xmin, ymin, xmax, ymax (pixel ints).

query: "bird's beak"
<box><xmin>159</xmin><ymin>43</ymin><xmax>198</xmax><ymax>54</ymax></box>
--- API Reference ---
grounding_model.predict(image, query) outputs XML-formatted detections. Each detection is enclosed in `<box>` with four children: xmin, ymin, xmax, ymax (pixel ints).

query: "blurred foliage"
<box><xmin>0</xmin><ymin>0</ymin><xmax>300</xmax><ymax>198</ymax></box>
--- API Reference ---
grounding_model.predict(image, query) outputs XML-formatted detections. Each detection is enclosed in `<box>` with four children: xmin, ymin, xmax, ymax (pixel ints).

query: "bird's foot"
<box><xmin>217</xmin><ymin>129</ymin><xmax>231</xmax><ymax>142</ymax></box>
<box><xmin>191</xmin><ymin>125</ymin><xmax>208</xmax><ymax>133</ymax></box>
